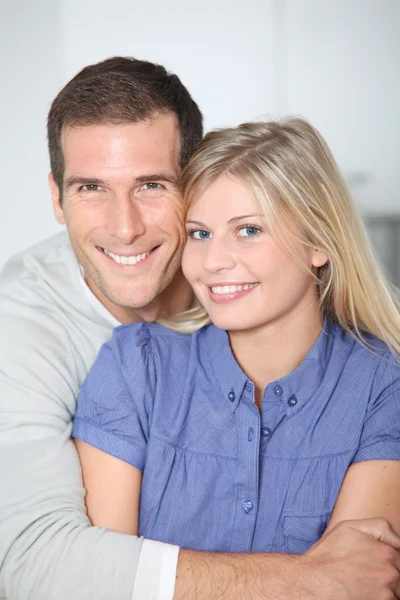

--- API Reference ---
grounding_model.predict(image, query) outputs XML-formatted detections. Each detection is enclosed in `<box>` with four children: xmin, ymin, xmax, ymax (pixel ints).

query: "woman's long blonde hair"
<box><xmin>160</xmin><ymin>117</ymin><xmax>400</xmax><ymax>358</ymax></box>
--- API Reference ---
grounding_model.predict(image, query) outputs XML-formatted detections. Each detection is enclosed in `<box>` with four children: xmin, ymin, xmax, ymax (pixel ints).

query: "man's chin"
<box><xmin>107</xmin><ymin>290</ymin><xmax>157</xmax><ymax>310</ymax></box>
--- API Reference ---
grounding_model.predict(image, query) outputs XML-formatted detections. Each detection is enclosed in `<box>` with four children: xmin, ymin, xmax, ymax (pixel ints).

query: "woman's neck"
<box><xmin>228</xmin><ymin>305</ymin><xmax>324</xmax><ymax>409</ymax></box>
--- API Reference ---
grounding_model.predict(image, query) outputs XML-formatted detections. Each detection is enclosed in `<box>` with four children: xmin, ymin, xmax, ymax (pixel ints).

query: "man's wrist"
<box><xmin>174</xmin><ymin>548</ymin><xmax>303</xmax><ymax>600</ymax></box>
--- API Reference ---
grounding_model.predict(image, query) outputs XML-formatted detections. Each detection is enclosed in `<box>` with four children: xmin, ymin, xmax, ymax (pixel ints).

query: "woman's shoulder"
<box><xmin>327</xmin><ymin>318</ymin><xmax>393</xmax><ymax>358</ymax></box>
<box><xmin>109</xmin><ymin>321</ymin><xmax>215</xmax><ymax>364</ymax></box>
<box><xmin>329</xmin><ymin>320</ymin><xmax>400</xmax><ymax>390</ymax></box>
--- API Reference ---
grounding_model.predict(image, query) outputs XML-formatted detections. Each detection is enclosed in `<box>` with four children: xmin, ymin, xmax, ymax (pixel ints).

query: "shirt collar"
<box><xmin>78</xmin><ymin>265</ymin><xmax>120</xmax><ymax>328</ymax></box>
<box><xmin>203</xmin><ymin>325</ymin><xmax>248</xmax><ymax>412</ymax></box>
<box><xmin>203</xmin><ymin>318</ymin><xmax>346</xmax><ymax>414</ymax></box>
<box><xmin>269</xmin><ymin>317</ymin><xmax>339</xmax><ymax>416</ymax></box>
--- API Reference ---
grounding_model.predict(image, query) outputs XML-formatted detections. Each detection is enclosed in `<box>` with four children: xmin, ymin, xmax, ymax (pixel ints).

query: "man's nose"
<box><xmin>107</xmin><ymin>193</ymin><xmax>146</xmax><ymax>243</ymax></box>
<box><xmin>202</xmin><ymin>237</ymin><xmax>236</xmax><ymax>273</ymax></box>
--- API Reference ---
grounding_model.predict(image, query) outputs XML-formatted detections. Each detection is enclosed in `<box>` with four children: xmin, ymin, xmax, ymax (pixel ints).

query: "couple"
<box><xmin>1</xmin><ymin>56</ymin><xmax>400</xmax><ymax>600</ymax></box>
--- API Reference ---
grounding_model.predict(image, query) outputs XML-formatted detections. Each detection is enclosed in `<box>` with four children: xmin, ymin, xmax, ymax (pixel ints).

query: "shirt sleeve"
<box><xmin>0</xmin><ymin>287</ymin><xmax>178</xmax><ymax>600</ymax></box>
<box><xmin>72</xmin><ymin>324</ymin><xmax>154</xmax><ymax>471</ymax></box>
<box><xmin>352</xmin><ymin>355</ymin><xmax>400</xmax><ymax>463</ymax></box>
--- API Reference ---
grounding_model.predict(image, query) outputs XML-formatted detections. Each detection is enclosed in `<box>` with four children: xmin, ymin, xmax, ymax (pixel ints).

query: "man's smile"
<box><xmin>99</xmin><ymin>246</ymin><xmax>159</xmax><ymax>266</ymax></box>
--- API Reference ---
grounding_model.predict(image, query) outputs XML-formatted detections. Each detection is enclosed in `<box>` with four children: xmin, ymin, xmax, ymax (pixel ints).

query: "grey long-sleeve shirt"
<box><xmin>0</xmin><ymin>232</ymin><xmax>179</xmax><ymax>600</ymax></box>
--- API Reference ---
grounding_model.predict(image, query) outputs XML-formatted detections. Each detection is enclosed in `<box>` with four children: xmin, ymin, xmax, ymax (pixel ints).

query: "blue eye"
<box><xmin>188</xmin><ymin>229</ymin><xmax>212</xmax><ymax>240</ymax></box>
<box><xmin>238</xmin><ymin>225</ymin><xmax>261</xmax><ymax>237</ymax></box>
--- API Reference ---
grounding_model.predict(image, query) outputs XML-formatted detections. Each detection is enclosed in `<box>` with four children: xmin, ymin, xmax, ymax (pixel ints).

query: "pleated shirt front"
<box><xmin>73</xmin><ymin>319</ymin><xmax>400</xmax><ymax>553</ymax></box>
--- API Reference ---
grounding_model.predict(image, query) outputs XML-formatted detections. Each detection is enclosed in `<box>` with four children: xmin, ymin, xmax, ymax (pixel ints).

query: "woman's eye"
<box><xmin>238</xmin><ymin>225</ymin><xmax>261</xmax><ymax>237</ymax></box>
<box><xmin>188</xmin><ymin>229</ymin><xmax>212</xmax><ymax>240</ymax></box>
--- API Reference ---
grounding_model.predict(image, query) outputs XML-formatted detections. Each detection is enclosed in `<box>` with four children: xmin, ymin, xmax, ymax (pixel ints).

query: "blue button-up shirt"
<box><xmin>73</xmin><ymin>319</ymin><xmax>400</xmax><ymax>554</ymax></box>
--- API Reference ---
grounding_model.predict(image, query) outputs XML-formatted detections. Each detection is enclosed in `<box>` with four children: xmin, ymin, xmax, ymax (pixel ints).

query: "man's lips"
<box><xmin>98</xmin><ymin>245</ymin><xmax>159</xmax><ymax>266</ymax></box>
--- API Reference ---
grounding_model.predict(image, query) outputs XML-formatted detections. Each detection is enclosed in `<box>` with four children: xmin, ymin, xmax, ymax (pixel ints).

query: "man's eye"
<box><xmin>140</xmin><ymin>182</ymin><xmax>163</xmax><ymax>192</ymax></box>
<box><xmin>238</xmin><ymin>225</ymin><xmax>261</xmax><ymax>237</ymax></box>
<box><xmin>188</xmin><ymin>229</ymin><xmax>212</xmax><ymax>240</ymax></box>
<box><xmin>80</xmin><ymin>184</ymin><xmax>102</xmax><ymax>192</ymax></box>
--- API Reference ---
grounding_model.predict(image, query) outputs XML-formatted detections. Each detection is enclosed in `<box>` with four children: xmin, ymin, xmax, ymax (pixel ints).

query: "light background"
<box><xmin>1</xmin><ymin>0</ymin><xmax>399</xmax><ymax>278</ymax></box>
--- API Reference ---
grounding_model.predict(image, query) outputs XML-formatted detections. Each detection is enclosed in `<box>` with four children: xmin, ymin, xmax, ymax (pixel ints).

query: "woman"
<box><xmin>72</xmin><ymin>118</ymin><xmax>400</xmax><ymax>553</ymax></box>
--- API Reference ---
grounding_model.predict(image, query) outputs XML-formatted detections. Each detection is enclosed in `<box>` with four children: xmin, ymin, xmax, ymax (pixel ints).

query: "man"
<box><xmin>0</xmin><ymin>56</ymin><xmax>399</xmax><ymax>600</ymax></box>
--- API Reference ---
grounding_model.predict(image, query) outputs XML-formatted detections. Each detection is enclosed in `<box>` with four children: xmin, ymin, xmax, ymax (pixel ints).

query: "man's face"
<box><xmin>50</xmin><ymin>113</ymin><xmax>186</xmax><ymax>322</ymax></box>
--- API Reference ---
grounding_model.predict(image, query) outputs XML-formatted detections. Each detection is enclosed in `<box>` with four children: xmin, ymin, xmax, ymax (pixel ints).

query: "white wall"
<box><xmin>0</xmin><ymin>0</ymin><xmax>66</xmax><ymax>264</ymax></box>
<box><xmin>285</xmin><ymin>0</ymin><xmax>400</xmax><ymax>214</ymax></box>
<box><xmin>60</xmin><ymin>0</ymin><xmax>275</xmax><ymax>131</ymax></box>
<box><xmin>1</xmin><ymin>0</ymin><xmax>399</xmax><ymax>269</ymax></box>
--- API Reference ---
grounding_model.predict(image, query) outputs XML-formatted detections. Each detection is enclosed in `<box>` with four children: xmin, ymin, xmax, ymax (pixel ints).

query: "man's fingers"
<box><xmin>394</xmin><ymin>577</ymin><xmax>400</xmax><ymax>600</ymax></box>
<box><xmin>347</xmin><ymin>517</ymin><xmax>400</xmax><ymax>550</ymax></box>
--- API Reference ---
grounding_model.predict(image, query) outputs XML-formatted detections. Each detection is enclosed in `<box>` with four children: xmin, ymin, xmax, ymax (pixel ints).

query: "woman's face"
<box><xmin>182</xmin><ymin>175</ymin><xmax>327</xmax><ymax>334</ymax></box>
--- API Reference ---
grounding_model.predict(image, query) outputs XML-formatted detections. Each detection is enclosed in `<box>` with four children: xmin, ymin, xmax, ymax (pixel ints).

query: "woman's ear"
<box><xmin>311</xmin><ymin>248</ymin><xmax>329</xmax><ymax>268</ymax></box>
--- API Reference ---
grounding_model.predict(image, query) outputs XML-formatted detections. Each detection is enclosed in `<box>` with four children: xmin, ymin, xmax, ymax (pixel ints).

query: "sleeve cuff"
<box><xmin>352</xmin><ymin>440</ymin><xmax>400</xmax><ymax>463</ymax></box>
<box><xmin>72</xmin><ymin>418</ymin><xmax>145</xmax><ymax>471</ymax></box>
<box><xmin>131</xmin><ymin>539</ymin><xmax>180</xmax><ymax>600</ymax></box>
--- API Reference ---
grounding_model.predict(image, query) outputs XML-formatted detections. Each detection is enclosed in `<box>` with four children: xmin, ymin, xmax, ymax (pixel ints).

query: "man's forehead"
<box><xmin>61</xmin><ymin>111</ymin><xmax>180</xmax><ymax>143</ymax></box>
<box><xmin>61</xmin><ymin>115</ymin><xmax>181</xmax><ymax>178</ymax></box>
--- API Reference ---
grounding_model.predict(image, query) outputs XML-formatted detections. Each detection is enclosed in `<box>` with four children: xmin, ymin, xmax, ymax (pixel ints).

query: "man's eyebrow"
<box><xmin>65</xmin><ymin>177</ymin><xmax>106</xmax><ymax>189</ymax></box>
<box><xmin>133</xmin><ymin>173</ymin><xmax>178</xmax><ymax>185</ymax></box>
<box><xmin>185</xmin><ymin>214</ymin><xmax>263</xmax><ymax>227</ymax></box>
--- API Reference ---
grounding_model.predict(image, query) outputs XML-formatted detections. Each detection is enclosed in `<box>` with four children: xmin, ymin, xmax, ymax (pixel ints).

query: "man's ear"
<box><xmin>49</xmin><ymin>173</ymin><xmax>65</xmax><ymax>224</ymax></box>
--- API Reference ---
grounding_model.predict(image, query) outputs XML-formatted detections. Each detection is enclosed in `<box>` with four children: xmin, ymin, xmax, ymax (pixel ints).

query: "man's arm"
<box><xmin>0</xmin><ymin>300</ymin><xmax>149</xmax><ymax>600</ymax></box>
<box><xmin>175</xmin><ymin>519</ymin><xmax>400</xmax><ymax>600</ymax></box>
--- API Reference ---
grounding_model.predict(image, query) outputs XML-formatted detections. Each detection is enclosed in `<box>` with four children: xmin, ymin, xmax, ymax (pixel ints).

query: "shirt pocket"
<box><xmin>282</xmin><ymin>511</ymin><xmax>331</xmax><ymax>554</ymax></box>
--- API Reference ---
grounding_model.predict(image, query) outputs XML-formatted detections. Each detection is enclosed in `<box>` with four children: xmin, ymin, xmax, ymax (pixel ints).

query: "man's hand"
<box><xmin>299</xmin><ymin>517</ymin><xmax>400</xmax><ymax>599</ymax></box>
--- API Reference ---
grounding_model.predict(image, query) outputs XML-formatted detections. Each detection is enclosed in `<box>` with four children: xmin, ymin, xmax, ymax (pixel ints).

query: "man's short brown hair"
<box><xmin>47</xmin><ymin>56</ymin><xmax>203</xmax><ymax>191</ymax></box>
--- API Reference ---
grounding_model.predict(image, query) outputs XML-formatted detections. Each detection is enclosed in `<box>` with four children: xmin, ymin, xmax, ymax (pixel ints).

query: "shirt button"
<box><xmin>228</xmin><ymin>390</ymin><xmax>236</xmax><ymax>402</ymax></box>
<box><xmin>273</xmin><ymin>384</ymin><xmax>283</xmax><ymax>396</ymax></box>
<box><xmin>288</xmin><ymin>395</ymin><xmax>297</xmax><ymax>407</ymax></box>
<box><xmin>261</xmin><ymin>427</ymin><xmax>272</xmax><ymax>437</ymax></box>
<box><xmin>242</xmin><ymin>500</ymin><xmax>253</xmax><ymax>514</ymax></box>
<box><xmin>247</xmin><ymin>427</ymin><xmax>254</xmax><ymax>441</ymax></box>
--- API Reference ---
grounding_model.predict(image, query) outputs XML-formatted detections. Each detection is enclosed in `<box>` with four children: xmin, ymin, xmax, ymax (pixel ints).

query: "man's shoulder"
<box><xmin>0</xmin><ymin>232</ymin><xmax>77</xmax><ymax>340</ymax></box>
<box><xmin>0</xmin><ymin>231</ymin><xmax>107</xmax><ymax>351</ymax></box>
<box><xmin>0</xmin><ymin>231</ymin><xmax>77</xmax><ymax>297</ymax></box>
<box><xmin>0</xmin><ymin>233</ymin><xmax>115</xmax><ymax>398</ymax></box>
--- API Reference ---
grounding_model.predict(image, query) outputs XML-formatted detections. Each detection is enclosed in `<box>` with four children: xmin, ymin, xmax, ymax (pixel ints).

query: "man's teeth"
<box><xmin>103</xmin><ymin>249</ymin><xmax>151</xmax><ymax>265</ymax></box>
<box><xmin>211</xmin><ymin>283</ymin><xmax>258</xmax><ymax>294</ymax></box>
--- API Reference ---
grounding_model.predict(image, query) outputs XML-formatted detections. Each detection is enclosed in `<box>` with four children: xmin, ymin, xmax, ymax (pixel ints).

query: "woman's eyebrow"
<box><xmin>227</xmin><ymin>213</ymin><xmax>263</xmax><ymax>224</ymax></box>
<box><xmin>185</xmin><ymin>220</ymin><xmax>208</xmax><ymax>227</ymax></box>
<box><xmin>186</xmin><ymin>214</ymin><xmax>263</xmax><ymax>228</ymax></box>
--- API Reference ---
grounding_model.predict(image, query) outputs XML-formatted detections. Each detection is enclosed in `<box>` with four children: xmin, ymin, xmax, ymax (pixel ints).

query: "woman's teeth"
<box><xmin>210</xmin><ymin>283</ymin><xmax>258</xmax><ymax>294</ymax></box>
